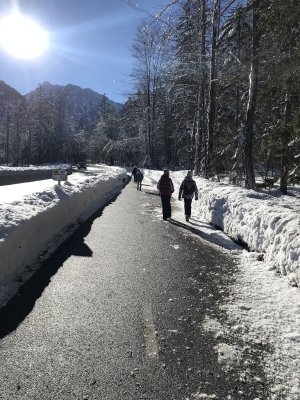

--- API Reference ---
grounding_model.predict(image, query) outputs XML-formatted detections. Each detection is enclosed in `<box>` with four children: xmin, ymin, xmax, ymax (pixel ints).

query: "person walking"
<box><xmin>132</xmin><ymin>166</ymin><xmax>138</xmax><ymax>183</ymax></box>
<box><xmin>157</xmin><ymin>169</ymin><xmax>174</xmax><ymax>220</ymax></box>
<box><xmin>135</xmin><ymin>169</ymin><xmax>144</xmax><ymax>191</ymax></box>
<box><xmin>178</xmin><ymin>171</ymin><xmax>198</xmax><ymax>222</ymax></box>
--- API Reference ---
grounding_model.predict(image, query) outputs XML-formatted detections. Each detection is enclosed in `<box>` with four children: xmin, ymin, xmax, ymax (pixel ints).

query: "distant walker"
<box><xmin>132</xmin><ymin>166</ymin><xmax>138</xmax><ymax>183</ymax></box>
<box><xmin>178</xmin><ymin>171</ymin><xmax>198</xmax><ymax>222</ymax></box>
<box><xmin>157</xmin><ymin>169</ymin><xmax>174</xmax><ymax>221</ymax></box>
<box><xmin>135</xmin><ymin>169</ymin><xmax>144</xmax><ymax>191</ymax></box>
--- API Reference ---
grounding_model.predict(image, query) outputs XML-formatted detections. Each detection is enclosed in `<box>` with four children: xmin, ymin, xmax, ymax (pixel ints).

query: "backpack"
<box><xmin>136</xmin><ymin>171</ymin><xmax>143</xmax><ymax>181</ymax></box>
<box><xmin>159</xmin><ymin>175</ymin><xmax>172</xmax><ymax>195</ymax></box>
<box><xmin>183</xmin><ymin>179</ymin><xmax>195</xmax><ymax>195</ymax></box>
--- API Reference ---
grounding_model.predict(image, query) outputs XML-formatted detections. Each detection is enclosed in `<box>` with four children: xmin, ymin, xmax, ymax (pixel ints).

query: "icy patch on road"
<box><xmin>202</xmin><ymin>316</ymin><xmax>226</xmax><ymax>339</ymax></box>
<box><xmin>214</xmin><ymin>342</ymin><xmax>242</xmax><ymax>372</ymax></box>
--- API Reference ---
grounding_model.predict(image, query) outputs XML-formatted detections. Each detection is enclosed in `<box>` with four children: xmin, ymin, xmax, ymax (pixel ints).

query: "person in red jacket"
<box><xmin>157</xmin><ymin>169</ymin><xmax>174</xmax><ymax>220</ymax></box>
<box><xmin>178</xmin><ymin>170</ymin><xmax>198</xmax><ymax>222</ymax></box>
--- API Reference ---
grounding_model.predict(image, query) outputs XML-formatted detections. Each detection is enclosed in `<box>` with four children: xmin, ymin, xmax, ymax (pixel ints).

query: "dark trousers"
<box><xmin>184</xmin><ymin>198</ymin><xmax>192</xmax><ymax>217</ymax></box>
<box><xmin>137</xmin><ymin>181</ymin><xmax>142</xmax><ymax>190</ymax></box>
<box><xmin>161</xmin><ymin>195</ymin><xmax>171</xmax><ymax>219</ymax></box>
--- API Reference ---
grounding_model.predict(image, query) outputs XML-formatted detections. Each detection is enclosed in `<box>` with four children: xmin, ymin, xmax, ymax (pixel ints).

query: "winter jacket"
<box><xmin>136</xmin><ymin>171</ymin><xmax>144</xmax><ymax>182</ymax></box>
<box><xmin>179</xmin><ymin>177</ymin><xmax>198</xmax><ymax>200</ymax></box>
<box><xmin>132</xmin><ymin>167</ymin><xmax>138</xmax><ymax>176</ymax></box>
<box><xmin>157</xmin><ymin>174</ymin><xmax>174</xmax><ymax>196</ymax></box>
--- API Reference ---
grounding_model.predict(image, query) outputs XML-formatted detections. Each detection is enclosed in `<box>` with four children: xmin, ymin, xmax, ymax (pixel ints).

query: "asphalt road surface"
<box><xmin>0</xmin><ymin>176</ymin><xmax>270</xmax><ymax>399</ymax></box>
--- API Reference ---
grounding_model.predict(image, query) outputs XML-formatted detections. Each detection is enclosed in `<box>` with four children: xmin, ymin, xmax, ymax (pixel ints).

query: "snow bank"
<box><xmin>0</xmin><ymin>163</ymin><xmax>72</xmax><ymax>185</ymax></box>
<box><xmin>0</xmin><ymin>166</ymin><xmax>127</xmax><ymax>292</ymax></box>
<box><xmin>145</xmin><ymin>170</ymin><xmax>300</xmax><ymax>286</ymax></box>
<box><xmin>0</xmin><ymin>163</ymin><xmax>71</xmax><ymax>172</ymax></box>
<box><xmin>193</xmin><ymin>181</ymin><xmax>300</xmax><ymax>286</ymax></box>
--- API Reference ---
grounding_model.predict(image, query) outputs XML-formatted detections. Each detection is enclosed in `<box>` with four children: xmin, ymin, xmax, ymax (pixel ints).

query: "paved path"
<box><xmin>0</xmin><ymin>177</ymin><xmax>269</xmax><ymax>399</ymax></box>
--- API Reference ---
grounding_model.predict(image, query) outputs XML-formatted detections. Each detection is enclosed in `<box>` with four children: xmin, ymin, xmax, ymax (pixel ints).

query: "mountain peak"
<box><xmin>25</xmin><ymin>82</ymin><xmax>123</xmax><ymax>128</ymax></box>
<box><xmin>41</xmin><ymin>81</ymin><xmax>52</xmax><ymax>87</ymax></box>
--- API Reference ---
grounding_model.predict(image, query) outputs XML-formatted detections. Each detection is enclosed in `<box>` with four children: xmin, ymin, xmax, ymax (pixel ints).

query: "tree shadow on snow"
<box><xmin>144</xmin><ymin>191</ymin><xmax>160</xmax><ymax>196</ymax></box>
<box><xmin>168</xmin><ymin>217</ymin><xmax>241</xmax><ymax>251</ymax></box>
<box><xmin>0</xmin><ymin>193</ymin><xmax>121</xmax><ymax>339</ymax></box>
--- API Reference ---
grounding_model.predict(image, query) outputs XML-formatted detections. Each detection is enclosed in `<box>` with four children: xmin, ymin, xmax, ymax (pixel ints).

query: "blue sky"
<box><xmin>0</xmin><ymin>0</ymin><xmax>167</xmax><ymax>103</ymax></box>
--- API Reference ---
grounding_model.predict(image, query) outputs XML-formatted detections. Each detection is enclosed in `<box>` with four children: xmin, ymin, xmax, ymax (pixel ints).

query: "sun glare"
<box><xmin>0</xmin><ymin>12</ymin><xmax>48</xmax><ymax>59</ymax></box>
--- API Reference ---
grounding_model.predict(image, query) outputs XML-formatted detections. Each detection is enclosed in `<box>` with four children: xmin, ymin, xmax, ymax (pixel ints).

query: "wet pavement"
<box><xmin>0</xmin><ymin>177</ymin><xmax>270</xmax><ymax>399</ymax></box>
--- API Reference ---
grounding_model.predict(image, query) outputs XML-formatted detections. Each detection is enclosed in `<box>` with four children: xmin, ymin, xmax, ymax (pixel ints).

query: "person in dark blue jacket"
<box><xmin>135</xmin><ymin>169</ymin><xmax>144</xmax><ymax>191</ymax></box>
<box><xmin>178</xmin><ymin>171</ymin><xmax>198</xmax><ymax>222</ymax></box>
<box><xmin>132</xmin><ymin>166</ymin><xmax>138</xmax><ymax>183</ymax></box>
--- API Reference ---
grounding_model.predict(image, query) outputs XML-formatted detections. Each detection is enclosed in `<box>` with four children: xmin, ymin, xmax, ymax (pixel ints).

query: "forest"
<box><xmin>0</xmin><ymin>0</ymin><xmax>299</xmax><ymax>194</ymax></box>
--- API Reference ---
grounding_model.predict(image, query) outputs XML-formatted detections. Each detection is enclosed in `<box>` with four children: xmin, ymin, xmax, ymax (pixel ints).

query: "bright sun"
<box><xmin>0</xmin><ymin>12</ymin><xmax>48</xmax><ymax>59</ymax></box>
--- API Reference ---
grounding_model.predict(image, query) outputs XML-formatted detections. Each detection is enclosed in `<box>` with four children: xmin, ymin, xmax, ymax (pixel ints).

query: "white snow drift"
<box><xmin>0</xmin><ymin>165</ymin><xmax>127</xmax><ymax>299</ymax></box>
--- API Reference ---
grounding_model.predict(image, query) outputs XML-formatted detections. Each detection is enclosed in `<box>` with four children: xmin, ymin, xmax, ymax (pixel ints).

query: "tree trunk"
<box><xmin>5</xmin><ymin>111</ymin><xmax>10</xmax><ymax>165</ymax></box>
<box><xmin>205</xmin><ymin>0</ymin><xmax>220</xmax><ymax>178</ymax></box>
<box><xmin>235</xmin><ymin>11</ymin><xmax>242</xmax><ymax>130</ymax></box>
<box><xmin>244</xmin><ymin>0</ymin><xmax>259</xmax><ymax>189</ymax></box>
<box><xmin>194</xmin><ymin>0</ymin><xmax>207</xmax><ymax>176</ymax></box>
<box><xmin>280</xmin><ymin>90</ymin><xmax>292</xmax><ymax>194</ymax></box>
<box><xmin>279</xmin><ymin>7</ymin><xmax>296</xmax><ymax>195</ymax></box>
<box><xmin>194</xmin><ymin>84</ymin><xmax>204</xmax><ymax>174</ymax></box>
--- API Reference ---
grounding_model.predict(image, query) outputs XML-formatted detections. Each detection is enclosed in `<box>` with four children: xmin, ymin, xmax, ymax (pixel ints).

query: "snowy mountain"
<box><xmin>0</xmin><ymin>81</ymin><xmax>24</xmax><ymax>123</ymax></box>
<box><xmin>0</xmin><ymin>80</ymin><xmax>122</xmax><ymax>129</ymax></box>
<box><xmin>25</xmin><ymin>81</ymin><xmax>123</xmax><ymax>128</ymax></box>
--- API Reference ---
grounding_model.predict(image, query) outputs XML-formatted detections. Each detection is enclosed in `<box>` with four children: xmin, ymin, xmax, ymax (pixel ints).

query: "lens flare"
<box><xmin>0</xmin><ymin>12</ymin><xmax>48</xmax><ymax>59</ymax></box>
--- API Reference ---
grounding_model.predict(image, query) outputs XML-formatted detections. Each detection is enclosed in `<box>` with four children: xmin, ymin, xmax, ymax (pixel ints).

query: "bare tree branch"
<box><xmin>220</xmin><ymin>0</ymin><xmax>239</xmax><ymax>17</ymax></box>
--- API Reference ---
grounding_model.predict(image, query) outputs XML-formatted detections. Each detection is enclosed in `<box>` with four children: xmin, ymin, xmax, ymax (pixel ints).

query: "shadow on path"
<box><xmin>0</xmin><ymin>193</ymin><xmax>121</xmax><ymax>339</ymax></box>
<box><xmin>168</xmin><ymin>217</ymin><xmax>241</xmax><ymax>251</ymax></box>
<box><xmin>144</xmin><ymin>191</ymin><xmax>160</xmax><ymax>196</ymax></box>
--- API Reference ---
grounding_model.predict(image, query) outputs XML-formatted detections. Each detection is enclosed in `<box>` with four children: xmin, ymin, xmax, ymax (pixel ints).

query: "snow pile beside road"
<box><xmin>0</xmin><ymin>165</ymin><xmax>127</xmax><ymax>294</ymax></box>
<box><xmin>0</xmin><ymin>163</ymin><xmax>71</xmax><ymax>172</ymax></box>
<box><xmin>145</xmin><ymin>169</ymin><xmax>300</xmax><ymax>286</ymax></box>
<box><xmin>0</xmin><ymin>163</ymin><xmax>73</xmax><ymax>185</ymax></box>
<box><xmin>192</xmin><ymin>180</ymin><xmax>300</xmax><ymax>287</ymax></box>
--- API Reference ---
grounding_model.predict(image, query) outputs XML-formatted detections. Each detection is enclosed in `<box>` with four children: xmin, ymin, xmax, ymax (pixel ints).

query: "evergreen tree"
<box><xmin>258</xmin><ymin>0</ymin><xmax>300</xmax><ymax>193</ymax></box>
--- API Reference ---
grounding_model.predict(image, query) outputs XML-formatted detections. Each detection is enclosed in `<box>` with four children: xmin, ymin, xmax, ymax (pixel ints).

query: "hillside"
<box><xmin>0</xmin><ymin>80</ymin><xmax>122</xmax><ymax>129</ymax></box>
<box><xmin>25</xmin><ymin>81</ymin><xmax>123</xmax><ymax>127</ymax></box>
<box><xmin>0</xmin><ymin>81</ymin><xmax>24</xmax><ymax>122</ymax></box>
<box><xmin>0</xmin><ymin>80</ymin><xmax>23</xmax><ymax>102</ymax></box>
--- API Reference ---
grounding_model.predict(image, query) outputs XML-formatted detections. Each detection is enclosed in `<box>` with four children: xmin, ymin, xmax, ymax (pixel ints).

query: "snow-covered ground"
<box><xmin>0</xmin><ymin>165</ymin><xmax>299</xmax><ymax>399</ymax></box>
